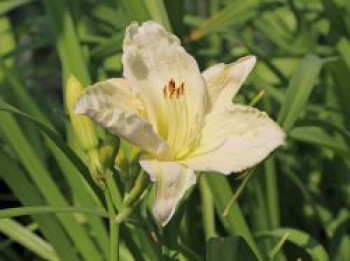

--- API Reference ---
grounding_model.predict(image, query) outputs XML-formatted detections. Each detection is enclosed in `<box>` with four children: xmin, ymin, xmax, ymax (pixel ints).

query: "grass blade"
<box><xmin>257</xmin><ymin>228</ymin><xmax>329</xmax><ymax>261</ymax></box>
<box><xmin>0</xmin><ymin>219</ymin><xmax>59</xmax><ymax>261</ymax></box>
<box><xmin>0</xmin><ymin>148</ymin><xmax>80</xmax><ymax>261</ymax></box>
<box><xmin>0</xmin><ymin>111</ymin><xmax>102</xmax><ymax>261</ymax></box>
<box><xmin>187</xmin><ymin>0</ymin><xmax>258</xmax><ymax>41</ymax></box>
<box><xmin>202</xmin><ymin>174</ymin><xmax>262</xmax><ymax>260</ymax></box>
<box><xmin>277</xmin><ymin>54</ymin><xmax>323</xmax><ymax>132</ymax></box>
<box><xmin>0</xmin><ymin>206</ymin><xmax>107</xmax><ymax>219</ymax></box>
<box><xmin>144</xmin><ymin>0</ymin><xmax>171</xmax><ymax>31</ymax></box>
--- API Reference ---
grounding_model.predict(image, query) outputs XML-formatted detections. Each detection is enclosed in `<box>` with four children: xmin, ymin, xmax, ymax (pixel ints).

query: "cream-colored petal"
<box><xmin>182</xmin><ymin>105</ymin><xmax>285</xmax><ymax>174</ymax></box>
<box><xmin>74</xmin><ymin>78</ymin><xmax>170</xmax><ymax>157</ymax></box>
<box><xmin>203</xmin><ymin>56</ymin><xmax>256</xmax><ymax>109</ymax></box>
<box><xmin>139</xmin><ymin>158</ymin><xmax>196</xmax><ymax>226</ymax></box>
<box><xmin>123</xmin><ymin>21</ymin><xmax>208</xmax><ymax>155</ymax></box>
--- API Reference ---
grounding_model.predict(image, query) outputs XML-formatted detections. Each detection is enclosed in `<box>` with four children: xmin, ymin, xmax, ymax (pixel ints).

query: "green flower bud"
<box><xmin>66</xmin><ymin>75</ymin><xmax>104</xmax><ymax>187</ymax></box>
<box><xmin>88</xmin><ymin>149</ymin><xmax>105</xmax><ymax>188</ymax></box>
<box><xmin>66</xmin><ymin>75</ymin><xmax>98</xmax><ymax>152</ymax></box>
<box><xmin>99</xmin><ymin>135</ymin><xmax>120</xmax><ymax>171</ymax></box>
<box><xmin>115</xmin><ymin>147</ymin><xmax>129</xmax><ymax>180</ymax></box>
<box><xmin>124</xmin><ymin>170</ymin><xmax>150</xmax><ymax>206</ymax></box>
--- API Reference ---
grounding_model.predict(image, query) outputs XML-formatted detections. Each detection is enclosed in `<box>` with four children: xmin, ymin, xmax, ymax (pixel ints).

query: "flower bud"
<box><xmin>124</xmin><ymin>170</ymin><xmax>150</xmax><ymax>206</ymax></box>
<box><xmin>99</xmin><ymin>135</ymin><xmax>120</xmax><ymax>171</ymax></box>
<box><xmin>66</xmin><ymin>75</ymin><xmax>98</xmax><ymax>152</ymax></box>
<box><xmin>88</xmin><ymin>149</ymin><xmax>105</xmax><ymax>188</ymax></box>
<box><xmin>115</xmin><ymin>147</ymin><xmax>129</xmax><ymax>179</ymax></box>
<box><xmin>66</xmin><ymin>75</ymin><xmax>104</xmax><ymax>187</ymax></box>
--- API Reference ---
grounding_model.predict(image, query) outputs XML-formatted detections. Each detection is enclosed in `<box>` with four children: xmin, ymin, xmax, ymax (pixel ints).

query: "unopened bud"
<box><xmin>99</xmin><ymin>135</ymin><xmax>120</xmax><ymax>171</ymax></box>
<box><xmin>124</xmin><ymin>149</ymin><xmax>141</xmax><ymax>191</ymax></box>
<box><xmin>124</xmin><ymin>170</ymin><xmax>150</xmax><ymax>206</ymax></box>
<box><xmin>66</xmin><ymin>75</ymin><xmax>104</xmax><ymax>187</ymax></box>
<box><xmin>66</xmin><ymin>75</ymin><xmax>98</xmax><ymax>152</ymax></box>
<box><xmin>115</xmin><ymin>148</ymin><xmax>129</xmax><ymax>179</ymax></box>
<box><xmin>88</xmin><ymin>149</ymin><xmax>105</xmax><ymax>188</ymax></box>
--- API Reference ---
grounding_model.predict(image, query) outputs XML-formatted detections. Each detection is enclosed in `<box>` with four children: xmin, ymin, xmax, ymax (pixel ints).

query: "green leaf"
<box><xmin>90</xmin><ymin>4</ymin><xmax>127</xmax><ymax>29</ymax></box>
<box><xmin>0</xmin><ymin>105</ymin><xmax>102</xmax><ymax>261</ymax></box>
<box><xmin>206</xmin><ymin>236</ymin><xmax>258</xmax><ymax>261</ymax></box>
<box><xmin>0</xmin><ymin>99</ymin><xmax>108</xmax><ymax>253</ymax></box>
<box><xmin>290</xmin><ymin>126</ymin><xmax>350</xmax><ymax>158</ymax></box>
<box><xmin>202</xmin><ymin>174</ymin><xmax>262</xmax><ymax>260</ymax></box>
<box><xmin>329</xmin><ymin>210</ymin><xmax>350</xmax><ymax>261</ymax></box>
<box><xmin>0</xmin><ymin>18</ymin><xmax>109</xmax><ymax>253</ymax></box>
<box><xmin>187</xmin><ymin>0</ymin><xmax>258</xmax><ymax>41</ymax></box>
<box><xmin>0</xmin><ymin>206</ymin><xmax>108</xmax><ymax>219</ymax></box>
<box><xmin>257</xmin><ymin>228</ymin><xmax>329</xmax><ymax>261</ymax></box>
<box><xmin>0</xmin><ymin>99</ymin><xmax>102</xmax><ymax>198</ymax></box>
<box><xmin>337</xmin><ymin>38</ymin><xmax>350</xmax><ymax>69</ymax></box>
<box><xmin>327</xmin><ymin>60</ymin><xmax>350</xmax><ymax>128</ymax></box>
<box><xmin>91</xmin><ymin>33</ymin><xmax>124</xmax><ymax>60</ymax></box>
<box><xmin>0</xmin><ymin>219</ymin><xmax>59</xmax><ymax>261</ymax></box>
<box><xmin>144</xmin><ymin>0</ymin><xmax>172</xmax><ymax>31</ymax></box>
<box><xmin>43</xmin><ymin>0</ymin><xmax>91</xmax><ymax>85</ymax></box>
<box><xmin>199</xmin><ymin>177</ymin><xmax>217</xmax><ymax>240</ymax></box>
<box><xmin>0</xmin><ymin>148</ymin><xmax>80</xmax><ymax>261</ymax></box>
<box><xmin>0</xmin><ymin>0</ymin><xmax>34</xmax><ymax>15</ymax></box>
<box><xmin>277</xmin><ymin>54</ymin><xmax>324</xmax><ymax>132</ymax></box>
<box><xmin>121</xmin><ymin>0</ymin><xmax>150</xmax><ymax>23</ymax></box>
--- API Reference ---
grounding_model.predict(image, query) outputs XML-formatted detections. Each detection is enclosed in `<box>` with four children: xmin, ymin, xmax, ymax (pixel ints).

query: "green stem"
<box><xmin>223</xmin><ymin>168</ymin><xmax>255</xmax><ymax>217</ymax></box>
<box><xmin>104</xmin><ymin>188</ymin><xmax>119</xmax><ymax>261</ymax></box>
<box><xmin>204</xmin><ymin>174</ymin><xmax>262</xmax><ymax>259</ymax></box>
<box><xmin>114</xmin><ymin>223</ymin><xmax>120</xmax><ymax>261</ymax></box>
<box><xmin>199</xmin><ymin>177</ymin><xmax>217</xmax><ymax>240</ymax></box>
<box><xmin>265</xmin><ymin>158</ymin><xmax>280</xmax><ymax>229</ymax></box>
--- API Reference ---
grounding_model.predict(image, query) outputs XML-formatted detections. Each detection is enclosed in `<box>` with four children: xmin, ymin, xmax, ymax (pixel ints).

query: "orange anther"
<box><xmin>169</xmin><ymin>79</ymin><xmax>176</xmax><ymax>99</ymax></box>
<box><xmin>179</xmin><ymin>82</ymin><xmax>184</xmax><ymax>95</ymax></box>
<box><xmin>163</xmin><ymin>79</ymin><xmax>185</xmax><ymax>99</ymax></box>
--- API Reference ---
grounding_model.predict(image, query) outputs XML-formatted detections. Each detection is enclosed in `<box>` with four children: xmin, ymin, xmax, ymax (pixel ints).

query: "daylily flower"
<box><xmin>74</xmin><ymin>21</ymin><xmax>285</xmax><ymax>226</ymax></box>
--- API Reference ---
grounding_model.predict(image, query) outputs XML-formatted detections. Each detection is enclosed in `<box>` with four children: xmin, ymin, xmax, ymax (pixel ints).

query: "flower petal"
<box><xmin>139</xmin><ymin>158</ymin><xmax>196</xmax><ymax>226</ymax></box>
<box><xmin>203</xmin><ymin>56</ymin><xmax>256</xmax><ymax>108</ymax></box>
<box><xmin>183</xmin><ymin>105</ymin><xmax>285</xmax><ymax>174</ymax></box>
<box><xmin>122</xmin><ymin>21</ymin><xmax>208</xmax><ymax>155</ymax></box>
<box><xmin>74</xmin><ymin>78</ymin><xmax>170</xmax><ymax>157</ymax></box>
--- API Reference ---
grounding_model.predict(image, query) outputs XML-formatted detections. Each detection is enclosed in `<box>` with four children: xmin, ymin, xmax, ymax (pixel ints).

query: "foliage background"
<box><xmin>0</xmin><ymin>0</ymin><xmax>349</xmax><ymax>260</ymax></box>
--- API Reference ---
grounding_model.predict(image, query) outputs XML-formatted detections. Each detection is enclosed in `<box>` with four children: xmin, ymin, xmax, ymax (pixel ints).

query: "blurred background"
<box><xmin>0</xmin><ymin>0</ymin><xmax>349</xmax><ymax>260</ymax></box>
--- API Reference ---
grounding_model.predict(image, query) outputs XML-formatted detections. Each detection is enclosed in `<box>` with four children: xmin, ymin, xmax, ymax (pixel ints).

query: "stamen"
<box><xmin>163</xmin><ymin>80</ymin><xmax>185</xmax><ymax>99</ymax></box>
<box><xmin>180</xmin><ymin>82</ymin><xmax>184</xmax><ymax>95</ymax></box>
<box><xmin>169</xmin><ymin>79</ymin><xmax>176</xmax><ymax>99</ymax></box>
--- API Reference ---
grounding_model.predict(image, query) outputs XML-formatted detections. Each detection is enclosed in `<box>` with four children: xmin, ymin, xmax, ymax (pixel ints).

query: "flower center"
<box><xmin>159</xmin><ymin>79</ymin><xmax>191</xmax><ymax>158</ymax></box>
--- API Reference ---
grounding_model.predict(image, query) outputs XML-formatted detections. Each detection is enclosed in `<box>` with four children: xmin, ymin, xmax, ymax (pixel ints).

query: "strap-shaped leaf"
<box><xmin>257</xmin><ymin>228</ymin><xmax>329</xmax><ymax>261</ymax></box>
<box><xmin>277</xmin><ymin>54</ymin><xmax>324</xmax><ymax>132</ymax></box>
<box><xmin>0</xmin><ymin>206</ymin><xmax>107</xmax><ymax>219</ymax></box>
<box><xmin>206</xmin><ymin>236</ymin><xmax>258</xmax><ymax>261</ymax></box>
<box><xmin>0</xmin><ymin>219</ymin><xmax>59</xmax><ymax>261</ymax></box>
<box><xmin>0</xmin><ymin>99</ymin><xmax>103</xmax><ymax>202</ymax></box>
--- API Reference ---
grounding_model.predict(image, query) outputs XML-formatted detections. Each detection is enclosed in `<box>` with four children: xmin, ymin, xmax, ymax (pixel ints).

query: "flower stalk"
<box><xmin>104</xmin><ymin>186</ymin><xmax>119</xmax><ymax>261</ymax></box>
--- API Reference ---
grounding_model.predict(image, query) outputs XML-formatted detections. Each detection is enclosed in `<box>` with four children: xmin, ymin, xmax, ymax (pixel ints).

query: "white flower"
<box><xmin>74</xmin><ymin>21</ymin><xmax>285</xmax><ymax>226</ymax></box>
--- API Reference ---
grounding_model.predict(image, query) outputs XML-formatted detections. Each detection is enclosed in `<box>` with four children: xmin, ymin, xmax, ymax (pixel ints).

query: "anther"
<box><xmin>169</xmin><ymin>79</ymin><xmax>176</xmax><ymax>99</ymax></box>
<box><xmin>163</xmin><ymin>79</ymin><xmax>185</xmax><ymax>99</ymax></box>
<box><xmin>179</xmin><ymin>82</ymin><xmax>184</xmax><ymax>95</ymax></box>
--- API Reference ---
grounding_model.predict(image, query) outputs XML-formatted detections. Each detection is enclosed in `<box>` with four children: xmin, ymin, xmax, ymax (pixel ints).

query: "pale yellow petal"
<box><xmin>183</xmin><ymin>105</ymin><xmax>285</xmax><ymax>174</ymax></box>
<box><xmin>74</xmin><ymin>78</ymin><xmax>170</xmax><ymax>157</ymax></box>
<box><xmin>123</xmin><ymin>21</ymin><xmax>208</xmax><ymax>155</ymax></box>
<box><xmin>139</xmin><ymin>158</ymin><xmax>196</xmax><ymax>226</ymax></box>
<box><xmin>203</xmin><ymin>56</ymin><xmax>256</xmax><ymax>109</ymax></box>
